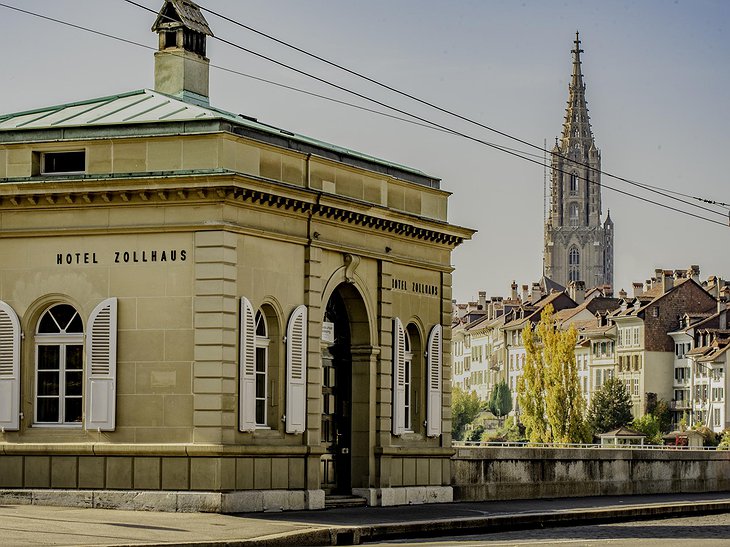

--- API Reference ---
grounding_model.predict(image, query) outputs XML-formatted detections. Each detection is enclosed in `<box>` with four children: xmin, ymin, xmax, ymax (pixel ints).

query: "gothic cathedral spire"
<box><xmin>544</xmin><ymin>33</ymin><xmax>614</xmax><ymax>291</ymax></box>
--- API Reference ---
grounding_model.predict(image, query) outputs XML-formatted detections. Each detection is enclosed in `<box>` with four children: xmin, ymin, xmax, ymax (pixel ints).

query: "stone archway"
<box><xmin>320</xmin><ymin>282</ymin><xmax>374</xmax><ymax>495</ymax></box>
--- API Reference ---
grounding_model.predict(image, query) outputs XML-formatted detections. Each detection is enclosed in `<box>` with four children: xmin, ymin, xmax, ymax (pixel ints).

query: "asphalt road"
<box><xmin>369</xmin><ymin>512</ymin><xmax>730</xmax><ymax>546</ymax></box>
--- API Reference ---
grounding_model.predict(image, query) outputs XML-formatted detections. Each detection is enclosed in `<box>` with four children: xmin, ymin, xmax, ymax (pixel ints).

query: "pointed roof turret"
<box><xmin>560</xmin><ymin>31</ymin><xmax>594</xmax><ymax>152</ymax></box>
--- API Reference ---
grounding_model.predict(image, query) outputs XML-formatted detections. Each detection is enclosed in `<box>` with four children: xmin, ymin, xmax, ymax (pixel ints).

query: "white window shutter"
<box><xmin>426</xmin><ymin>324</ymin><xmax>443</xmax><ymax>437</ymax></box>
<box><xmin>239</xmin><ymin>297</ymin><xmax>256</xmax><ymax>432</ymax></box>
<box><xmin>0</xmin><ymin>301</ymin><xmax>21</xmax><ymax>432</ymax></box>
<box><xmin>285</xmin><ymin>305</ymin><xmax>307</xmax><ymax>434</ymax></box>
<box><xmin>392</xmin><ymin>317</ymin><xmax>406</xmax><ymax>436</ymax></box>
<box><xmin>85</xmin><ymin>298</ymin><xmax>117</xmax><ymax>431</ymax></box>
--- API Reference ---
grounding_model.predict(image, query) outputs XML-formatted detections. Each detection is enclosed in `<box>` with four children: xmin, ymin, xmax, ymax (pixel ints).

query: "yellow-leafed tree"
<box><xmin>518</xmin><ymin>304</ymin><xmax>585</xmax><ymax>443</ymax></box>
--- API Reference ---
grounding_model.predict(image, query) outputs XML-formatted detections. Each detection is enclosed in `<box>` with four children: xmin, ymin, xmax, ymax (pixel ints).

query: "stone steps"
<box><xmin>324</xmin><ymin>494</ymin><xmax>368</xmax><ymax>509</ymax></box>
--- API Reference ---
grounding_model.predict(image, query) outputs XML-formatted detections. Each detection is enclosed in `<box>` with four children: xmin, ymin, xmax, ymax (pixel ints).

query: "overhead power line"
<box><xmin>194</xmin><ymin>1</ymin><xmax>730</xmax><ymax>216</ymax></box>
<box><xmin>120</xmin><ymin>0</ymin><xmax>730</xmax><ymax>224</ymax></box>
<box><xmin>0</xmin><ymin>1</ymin><xmax>727</xmax><ymax>228</ymax></box>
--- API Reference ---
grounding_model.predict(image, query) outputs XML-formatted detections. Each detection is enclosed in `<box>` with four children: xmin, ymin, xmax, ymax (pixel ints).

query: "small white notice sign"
<box><xmin>322</xmin><ymin>321</ymin><xmax>335</xmax><ymax>344</ymax></box>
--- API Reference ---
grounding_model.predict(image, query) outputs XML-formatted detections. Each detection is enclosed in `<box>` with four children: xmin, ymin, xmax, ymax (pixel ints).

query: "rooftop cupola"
<box><xmin>152</xmin><ymin>0</ymin><xmax>213</xmax><ymax>106</ymax></box>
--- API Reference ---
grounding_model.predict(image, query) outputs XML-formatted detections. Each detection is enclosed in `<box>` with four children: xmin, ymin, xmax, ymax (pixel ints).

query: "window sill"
<box><xmin>31</xmin><ymin>424</ymin><xmax>83</xmax><ymax>429</ymax></box>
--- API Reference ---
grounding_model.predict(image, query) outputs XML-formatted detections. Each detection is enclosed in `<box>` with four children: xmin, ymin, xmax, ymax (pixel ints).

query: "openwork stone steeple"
<box><xmin>544</xmin><ymin>33</ymin><xmax>614</xmax><ymax>290</ymax></box>
<box><xmin>560</xmin><ymin>32</ymin><xmax>595</xmax><ymax>153</ymax></box>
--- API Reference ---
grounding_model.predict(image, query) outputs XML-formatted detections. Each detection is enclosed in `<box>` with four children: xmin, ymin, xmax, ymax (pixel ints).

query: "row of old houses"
<box><xmin>452</xmin><ymin>267</ymin><xmax>730</xmax><ymax>433</ymax></box>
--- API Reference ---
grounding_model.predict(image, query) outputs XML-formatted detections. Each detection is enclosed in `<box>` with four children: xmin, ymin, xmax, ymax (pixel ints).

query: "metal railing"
<box><xmin>453</xmin><ymin>441</ymin><xmax>719</xmax><ymax>451</ymax></box>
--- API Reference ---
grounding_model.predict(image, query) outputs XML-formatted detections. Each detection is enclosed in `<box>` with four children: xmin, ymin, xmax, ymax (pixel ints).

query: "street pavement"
<box><xmin>0</xmin><ymin>492</ymin><xmax>729</xmax><ymax>546</ymax></box>
<box><xmin>366</xmin><ymin>512</ymin><xmax>730</xmax><ymax>545</ymax></box>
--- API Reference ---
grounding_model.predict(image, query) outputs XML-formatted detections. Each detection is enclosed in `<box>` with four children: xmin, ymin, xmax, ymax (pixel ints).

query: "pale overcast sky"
<box><xmin>2</xmin><ymin>1</ymin><xmax>728</xmax><ymax>302</ymax></box>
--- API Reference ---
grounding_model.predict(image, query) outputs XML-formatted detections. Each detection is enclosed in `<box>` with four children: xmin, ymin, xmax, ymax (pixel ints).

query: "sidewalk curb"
<box><xmin>118</xmin><ymin>500</ymin><xmax>730</xmax><ymax>547</ymax></box>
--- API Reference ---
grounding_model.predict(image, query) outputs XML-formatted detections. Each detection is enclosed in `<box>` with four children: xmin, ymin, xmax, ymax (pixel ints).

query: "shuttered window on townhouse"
<box><xmin>84</xmin><ymin>298</ymin><xmax>118</xmax><ymax>431</ymax></box>
<box><xmin>285</xmin><ymin>305</ymin><xmax>307</xmax><ymax>434</ymax></box>
<box><xmin>426</xmin><ymin>324</ymin><xmax>443</xmax><ymax>437</ymax></box>
<box><xmin>392</xmin><ymin>317</ymin><xmax>406</xmax><ymax>436</ymax></box>
<box><xmin>0</xmin><ymin>301</ymin><xmax>21</xmax><ymax>431</ymax></box>
<box><xmin>239</xmin><ymin>297</ymin><xmax>257</xmax><ymax>432</ymax></box>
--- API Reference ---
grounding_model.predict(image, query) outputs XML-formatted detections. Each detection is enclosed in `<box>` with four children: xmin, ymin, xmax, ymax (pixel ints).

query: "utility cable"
<box><xmin>123</xmin><ymin>0</ymin><xmax>725</xmax><ymax>220</ymax></box>
<box><xmin>192</xmin><ymin>1</ymin><xmax>729</xmax><ymax>216</ymax></box>
<box><xmin>1</xmin><ymin>2</ymin><xmax>727</xmax><ymax>227</ymax></box>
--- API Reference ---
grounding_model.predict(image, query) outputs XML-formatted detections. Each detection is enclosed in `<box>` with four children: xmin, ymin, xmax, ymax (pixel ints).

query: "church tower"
<box><xmin>544</xmin><ymin>32</ymin><xmax>614</xmax><ymax>290</ymax></box>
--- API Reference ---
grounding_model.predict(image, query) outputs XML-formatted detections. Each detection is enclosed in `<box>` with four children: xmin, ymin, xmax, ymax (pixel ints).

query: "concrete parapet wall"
<box><xmin>452</xmin><ymin>447</ymin><xmax>730</xmax><ymax>502</ymax></box>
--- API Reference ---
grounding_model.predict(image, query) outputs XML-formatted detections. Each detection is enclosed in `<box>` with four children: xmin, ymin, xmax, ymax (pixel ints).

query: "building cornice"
<box><xmin>0</xmin><ymin>171</ymin><xmax>473</xmax><ymax>247</ymax></box>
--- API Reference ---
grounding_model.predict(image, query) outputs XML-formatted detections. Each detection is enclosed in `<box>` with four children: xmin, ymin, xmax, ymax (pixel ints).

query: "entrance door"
<box><xmin>321</xmin><ymin>290</ymin><xmax>352</xmax><ymax>494</ymax></box>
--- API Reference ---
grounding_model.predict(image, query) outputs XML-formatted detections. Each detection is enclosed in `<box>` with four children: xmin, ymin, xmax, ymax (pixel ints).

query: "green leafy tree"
<box><xmin>484</xmin><ymin>415</ymin><xmax>525</xmax><ymax>442</ymax></box>
<box><xmin>645</xmin><ymin>393</ymin><xmax>672</xmax><ymax>433</ymax></box>
<box><xmin>717</xmin><ymin>430</ymin><xmax>730</xmax><ymax>450</ymax></box>
<box><xmin>518</xmin><ymin>304</ymin><xmax>585</xmax><ymax>443</ymax></box>
<box><xmin>488</xmin><ymin>380</ymin><xmax>513</xmax><ymax>424</ymax></box>
<box><xmin>518</xmin><ymin>316</ymin><xmax>548</xmax><ymax>442</ymax></box>
<box><xmin>632</xmin><ymin>414</ymin><xmax>663</xmax><ymax>444</ymax></box>
<box><xmin>451</xmin><ymin>386</ymin><xmax>483</xmax><ymax>441</ymax></box>
<box><xmin>587</xmin><ymin>377</ymin><xmax>633</xmax><ymax>435</ymax></box>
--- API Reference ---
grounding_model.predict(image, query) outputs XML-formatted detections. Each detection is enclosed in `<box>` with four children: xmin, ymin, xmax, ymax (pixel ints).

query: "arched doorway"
<box><xmin>320</xmin><ymin>283</ymin><xmax>371</xmax><ymax>495</ymax></box>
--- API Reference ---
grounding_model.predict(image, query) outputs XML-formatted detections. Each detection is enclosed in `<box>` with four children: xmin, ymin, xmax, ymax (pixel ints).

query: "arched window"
<box><xmin>35</xmin><ymin>304</ymin><xmax>84</xmax><ymax>425</ymax></box>
<box><xmin>569</xmin><ymin>246</ymin><xmax>580</xmax><ymax>282</ymax></box>
<box><xmin>254</xmin><ymin>310</ymin><xmax>270</xmax><ymax>427</ymax></box>
<box><xmin>569</xmin><ymin>203</ymin><xmax>579</xmax><ymax>226</ymax></box>
<box><xmin>569</xmin><ymin>173</ymin><xmax>578</xmax><ymax>195</ymax></box>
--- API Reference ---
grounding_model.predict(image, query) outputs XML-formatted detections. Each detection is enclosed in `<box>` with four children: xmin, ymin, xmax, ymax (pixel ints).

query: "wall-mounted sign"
<box><xmin>55</xmin><ymin>249</ymin><xmax>188</xmax><ymax>265</ymax></box>
<box><xmin>391</xmin><ymin>277</ymin><xmax>439</xmax><ymax>297</ymax></box>
<box><xmin>322</xmin><ymin>321</ymin><xmax>335</xmax><ymax>344</ymax></box>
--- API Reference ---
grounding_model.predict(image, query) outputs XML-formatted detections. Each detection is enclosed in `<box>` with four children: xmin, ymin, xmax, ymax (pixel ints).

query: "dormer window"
<box><xmin>40</xmin><ymin>151</ymin><xmax>85</xmax><ymax>175</ymax></box>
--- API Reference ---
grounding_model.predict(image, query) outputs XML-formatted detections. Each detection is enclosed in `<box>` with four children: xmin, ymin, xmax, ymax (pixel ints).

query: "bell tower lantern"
<box><xmin>152</xmin><ymin>0</ymin><xmax>213</xmax><ymax>106</ymax></box>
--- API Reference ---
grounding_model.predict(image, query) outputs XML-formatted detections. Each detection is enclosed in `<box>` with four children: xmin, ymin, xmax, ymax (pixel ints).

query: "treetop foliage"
<box><xmin>517</xmin><ymin>303</ymin><xmax>586</xmax><ymax>443</ymax></box>
<box><xmin>451</xmin><ymin>385</ymin><xmax>483</xmax><ymax>441</ymax></box>
<box><xmin>587</xmin><ymin>377</ymin><xmax>633</xmax><ymax>434</ymax></box>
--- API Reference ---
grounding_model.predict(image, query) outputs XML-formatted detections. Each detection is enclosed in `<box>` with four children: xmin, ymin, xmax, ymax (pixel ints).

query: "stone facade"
<box><xmin>0</xmin><ymin>0</ymin><xmax>473</xmax><ymax>512</ymax></box>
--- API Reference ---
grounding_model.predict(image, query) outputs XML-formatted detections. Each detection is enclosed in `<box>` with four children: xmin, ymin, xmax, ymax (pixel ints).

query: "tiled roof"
<box><xmin>600</xmin><ymin>426</ymin><xmax>646</xmax><ymax>438</ymax></box>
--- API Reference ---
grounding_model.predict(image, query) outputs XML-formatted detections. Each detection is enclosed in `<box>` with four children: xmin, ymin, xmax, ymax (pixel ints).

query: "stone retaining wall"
<box><xmin>452</xmin><ymin>447</ymin><xmax>730</xmax><ymax>502</ymax></box>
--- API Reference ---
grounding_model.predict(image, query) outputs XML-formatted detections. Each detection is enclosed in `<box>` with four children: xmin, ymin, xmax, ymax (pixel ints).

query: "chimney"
<box><xmin>632</xmin><ymin>282</ymin><xmax>643</xmax><ymax>298</ymax></box>
<box><xmin>153</xmin><ymin>0</ymin><xmax>213</xmax><ymax>106</ymax></box>
<box><xmin>719</xmin><ymin>291</ymin><xmax>729</xmax><ymax>328</ymax></box>
<box><xmin>618</xmin><ymin>288</ymin><xmax>627</xmax><ymax>299</ymax></box>
<box><xmin>531</xmin><ymin>283</ymin><xmax>542</xmax><ymax>304</ymax></box>
<box><xmin>689</xmin><ymin>265</ymin><xmax>701</xmax><ymax>283</ymax></box>
<box><xmin>568</xmin><ymin>280</ymin><xmax>585</xmax><ymax>304</ymax></box>
<box><xmin>522</xmin><ymin>284</ymin><xmax>529</xmax><ymax>304</ymax></box>
<box><xmin>662</xmin><ymin>271</ymin><xmax>674</xmax><ymax>293</ymax></box>
<box><xmin>478</xmin><ymin>291</ymin><xmax>487</xmax><ymax>310</ymax></box>
<box><xmin>511</xmin><ymin>280</ymin><xmax>518</xmax><ymax>301</ymax></box>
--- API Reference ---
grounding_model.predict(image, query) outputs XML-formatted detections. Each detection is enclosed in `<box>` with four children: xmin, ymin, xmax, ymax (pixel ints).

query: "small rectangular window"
<box><xmin>41</xmin><ymin>151</ymin><xmax>86</xmax><ymax>175</ymax></box>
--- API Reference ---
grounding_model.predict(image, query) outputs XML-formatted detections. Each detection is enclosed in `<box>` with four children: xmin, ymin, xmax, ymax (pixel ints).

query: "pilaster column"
<box><xmin>304</xmin><ymin>244</ymin><xmax>323</xmax><ymax>490</ymax></box>
<box><xmin>350</xmin><ymin>344</ymin><xmax>380</xmax><ymax>489</ymax></box>
<box><xmin>192</xmin><ymin>230</ymin><xmax>238</xmax><ymax>444</ymax></box>
<box><xmin>377</xmin><ymin>260</ymin><xmax>394</xmax><ymax>447</ymax></box>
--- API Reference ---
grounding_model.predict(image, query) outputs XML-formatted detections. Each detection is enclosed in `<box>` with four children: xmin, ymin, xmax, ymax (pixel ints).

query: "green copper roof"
<box><xmin>0</xmin><ymin>89</ymin><xmax>436</xmax><ymax>185</ymax></box>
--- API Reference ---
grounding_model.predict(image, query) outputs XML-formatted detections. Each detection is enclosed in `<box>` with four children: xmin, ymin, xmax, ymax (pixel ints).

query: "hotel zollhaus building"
<box><xmin>0</xmin><ymin>0</ymin><xmax>473</xmax><ymax>512</ymax></box>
